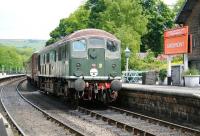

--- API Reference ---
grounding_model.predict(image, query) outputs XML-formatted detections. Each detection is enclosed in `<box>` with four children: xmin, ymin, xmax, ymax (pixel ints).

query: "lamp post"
<box><xmin>125</xmin><ymin>47</ymin><xmax>131</xmax><ymax>72</ymax></box>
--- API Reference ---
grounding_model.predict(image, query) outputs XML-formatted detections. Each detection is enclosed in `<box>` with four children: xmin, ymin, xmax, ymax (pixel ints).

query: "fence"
<box><xmin>122</xmin><ymin>70</ymin><xmax>145</xmax><ymax>83</ymax></box>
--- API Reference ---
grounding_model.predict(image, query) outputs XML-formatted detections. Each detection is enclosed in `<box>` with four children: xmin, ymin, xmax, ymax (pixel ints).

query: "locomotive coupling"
<box><xmin>74</xmin><ymin>79</ymin><xmax>85</xmax><ymax>91</ymax></box>
<box><xmin>111</xmin><ymin>80</ymin><xmax>122</xmax><ymax>91</ymax></box>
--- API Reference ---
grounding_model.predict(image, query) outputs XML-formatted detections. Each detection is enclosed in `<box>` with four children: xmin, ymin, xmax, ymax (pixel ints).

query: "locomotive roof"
<box><xmin>66</xmin><ymin>29</ymin><xmax>118</xmax><ymax>40</ymax></box>
<box><xmin>39</xmin><ymin>29</ymin><xmax>119</xmax><ymax>53</ymax></box>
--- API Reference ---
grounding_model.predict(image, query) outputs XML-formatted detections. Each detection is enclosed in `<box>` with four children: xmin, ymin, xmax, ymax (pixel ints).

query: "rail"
<box><xmin>16</xmin><ymin>80</ymin><xmax>85</xmax><ymax>136</ymax></box>
<box><xmin>0</xmin><ymin>77</ymin><xmax>26</xmax><ymax>136</ymax></box>
<box><xmin>78</xmin><ymin>106</ymin><xmax>155</xmax><ymax>136</ymax></box>
<box><xmin>108</xmin><ymin>106</ymin><xmax>200</xmax><ymax>136</ymax></box>
<box><xmin>78</xmin><ymin>106</ymin><xmax>200</xmax><ymax>136</ymax></box>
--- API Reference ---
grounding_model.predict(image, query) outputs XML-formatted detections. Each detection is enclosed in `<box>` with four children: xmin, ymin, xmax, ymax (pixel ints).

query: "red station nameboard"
<box><xmin>164</xmin><ymin>26</ymin><xmax>189</xmax><ymax>55</ymax></box>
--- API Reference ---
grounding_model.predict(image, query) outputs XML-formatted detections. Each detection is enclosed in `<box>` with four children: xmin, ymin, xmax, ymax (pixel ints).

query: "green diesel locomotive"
<box><xmin>26</xmin><ymin>29</ymin><xmax>122</xmax><ymax>103</ymax></box>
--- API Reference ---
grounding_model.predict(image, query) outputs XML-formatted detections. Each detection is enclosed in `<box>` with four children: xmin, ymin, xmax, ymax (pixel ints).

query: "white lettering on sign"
<box><xmin>167</xmin><ymin>42</ymin><xmax>184</xmax><ymax>49</ymax></box>
<box><xmin>165</xmin><ymin>28</ymin><xmax>186</xmax><ymax>37</ymax></box>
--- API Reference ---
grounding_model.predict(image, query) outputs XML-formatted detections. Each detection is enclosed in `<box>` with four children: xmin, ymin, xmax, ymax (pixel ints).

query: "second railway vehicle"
<box><xmin>26</xmin><ymin>29</ymin><xmax>122</xmax><ymax>103</ymax></box>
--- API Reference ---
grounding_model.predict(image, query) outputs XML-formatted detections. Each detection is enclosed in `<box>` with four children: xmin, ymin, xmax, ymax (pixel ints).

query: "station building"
<box><xmin>176</xmin><ymin>0</ymin><xmax>200</xmax><ymax>69</ymax></box>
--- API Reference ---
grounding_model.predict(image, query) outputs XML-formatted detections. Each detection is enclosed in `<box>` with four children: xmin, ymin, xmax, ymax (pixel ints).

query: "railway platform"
<box><xmin>119</xmin><ymin>83</ymin><xmax>200</xmax><ymax>129</ymax></box>
<box><xmin>0</xmin><ymin>74</ymin><xmax>25</xmax><ymax>80</ymax></box>
<box><xmin>123</xmin><ymin>83</ymin><xmax>200</xmax><ymax>98</ymax></box>
<box><xmin>0</xmin><ymin>114</ymin><xmax>13</xmax><ymax>136</ymax></box>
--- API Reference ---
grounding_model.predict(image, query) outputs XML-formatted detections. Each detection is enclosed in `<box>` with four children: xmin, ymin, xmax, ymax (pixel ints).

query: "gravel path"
<box><xmin>1</xmin><ymin>81</ymin><xmax>70</xmax><ymax>136</ymax></box>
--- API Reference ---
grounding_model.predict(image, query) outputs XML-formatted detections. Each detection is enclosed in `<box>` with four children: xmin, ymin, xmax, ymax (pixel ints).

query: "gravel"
<box><xmin>19</xmin><ymin>81</ymin><xmax>128</xmax><ymax>136</ymax></box>
<box><xmin>1</xmin><ymin>80</ymin><xmax>70</xmax><ymax>136</ymax></box>
<box><xmin>90</xmin><ymin>109</ymin><xmax>195</xmax><ymax>136</ymax></box>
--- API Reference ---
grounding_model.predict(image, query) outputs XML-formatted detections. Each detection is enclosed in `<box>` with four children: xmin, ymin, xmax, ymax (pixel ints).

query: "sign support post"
<box><xmin>167</xmin><ymin>55</ymin><xmax>172</xmax><ymax>85</ymax></box>
<box><xmin>183</xmin><ymin>54</ymin><xmax>188</xmax><ymax>71</ymax></box>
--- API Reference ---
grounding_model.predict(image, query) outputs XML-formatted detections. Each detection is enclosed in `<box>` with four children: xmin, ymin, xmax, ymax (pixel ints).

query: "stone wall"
<box><xmin>118</xmin><ymin>89</ymin><xmax>200</xmax><ymax>125</ymax></box>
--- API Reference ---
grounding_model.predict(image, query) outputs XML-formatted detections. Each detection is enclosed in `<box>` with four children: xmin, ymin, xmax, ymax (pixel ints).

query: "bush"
<box><xmin>129</xmin><ymin>50</ymin><xmax>166</xmax><ymax>71</ymax></box>
<box><xmin>183</xmin><ymin>68</ymin><xmax>200</xmax><ymax>75</ymax></box>
<box><xmin>159</xmin><ymin>69</ymin><xmax>167</xmax><ymax>81</ymax></box>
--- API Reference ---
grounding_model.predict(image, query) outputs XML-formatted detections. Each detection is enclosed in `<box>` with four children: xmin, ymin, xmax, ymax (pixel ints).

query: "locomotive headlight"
<box><xmin>90</xmin><ymin>68</ymin><xmax>98</xmax><ymax>77</ymax></box>
<box><xmin>91</xmin><ymin>64</ymin><xmax>96</xmax><ymax>68</ymax></box>
<box><xmin>112</xmin><ymin>64</ymin><xmax>116</xmax><ymax>68</ymax></box>
<box><xmin>76</xmin><ymin>63</ymin><xmax>81</xmax><ymax>67</ymax></box>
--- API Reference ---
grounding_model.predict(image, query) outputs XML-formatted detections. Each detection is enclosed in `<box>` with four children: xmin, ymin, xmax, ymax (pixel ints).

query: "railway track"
<box><xmin>77</xmin><ymin>106</ymin><xmax>200</xmax><ymax>136</ymax></box>
<box><xmin>18</xmin><ymin>80</ymin><xmax>129</xmax><ymax>136</ymax></box>
<box><xmin>0</xmin><ymin>78</ymin><xmax>85</xmax><ymax>136</ymax></box>
<box><xmin>4</xmin><ymin>78</ymin><xmax>200</xmax><ymax>136</ymax></box>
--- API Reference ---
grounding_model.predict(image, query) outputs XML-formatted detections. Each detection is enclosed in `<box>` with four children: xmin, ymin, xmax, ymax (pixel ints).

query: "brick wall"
<box><xmin>118</xmin><ymin>90</ymin><xmax>200</xmax><ymax>125</ymax></box>
<box><xmin>186</xmin><ymin>2</ymin><xmax>200</xmax><ymax>68</ymax></box>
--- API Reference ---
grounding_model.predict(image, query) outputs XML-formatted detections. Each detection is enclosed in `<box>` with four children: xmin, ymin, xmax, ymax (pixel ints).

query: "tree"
<box><xmin>101</xmin><ymin>0</ymin><xmax>148</xmax><ymax>52</ymax></box>
<box><xmin>0</xmin><ymin>45</ymin><xmax>33</xmax><ymax>72</ymax></box>
<box><xmin>46</xmin><ymin>6</ymin><xmax>90</xmax><ymax>46</ymax></box>
<box><xmin>173</xmin><ymin>0</ymin><xmax>185</xmax><ymax>14</ymax></box>
<box><xmin>85</xmin><ymin>0</ymin><xmax>106</xmax><ymax>28</ymax></box>
<box><xmin>46</xmin><ymin>0</ymin><xmax>148</xmax><ymax>70</ymax></box>
<box><xmin>141</xmin><ymin>0</ymin><xmax>175</xmax><ymax>55</ymax></box>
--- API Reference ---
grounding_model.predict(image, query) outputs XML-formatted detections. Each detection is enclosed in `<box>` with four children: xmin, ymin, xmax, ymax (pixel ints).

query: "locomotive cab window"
<box><xmin>71</xmin><ymin>39</ymin><xmax>87</xmax><ymax>58</ymax></box>
<box><xmin>88</xmin><ymin>38</ymin><xmax>105</xmax><ymax>47</ymax></box>
<box><xmin>72</xmin><ymin>39</ymin><xmax>86</xmax><ymax>51</ymax></box>
<box><xmin>106</xmin><ymin>40</ymin><xmax>118</xmax><ymax>52</ymax></box>
<box><xmin>105</xmin><ymin>40</ymin><xmax>120</xmax><ymax>59</ymax></box>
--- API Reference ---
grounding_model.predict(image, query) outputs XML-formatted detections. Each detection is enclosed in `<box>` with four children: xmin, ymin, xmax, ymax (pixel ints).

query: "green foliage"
<box><xmin>47</xmin><ymin>0</ymin><xmax>176</xmax><ymax>71</ymax></box>
<box><xmin>141</xmin><ymin>0</ymin><xmax>175</xmax><ymax>55</ymax></box>
<box><xmin>159</xmin><ymin>68</ymin><xmax>167</xmax><ymax>81</ymax></box>
<box><xmin>101</xmin><ymin>0</ymin><xmax>148</xmax><ymax>53</ymax></box>
<box><xmin>183</xmin><ymin>68</ymin><xmax>200</xmax><ymax>75</ymax></box>
<box><xmin>172</xmin><ymin>55</ymin><xmax>183</xmax><ymax>65</ymax></box>
<box><xmin>47</xmin><ymin>0</ymin><xmax>147</xmax><ymax>52</ymax></box>
<box><xmin>46</xmin><ymin>6</ymin><xmax>90</xmax><ymax>46</ymax></box>
<box><xmin>173</xmin><ymin>0</ymin><xmax>185</xmax><ymax>14</ymax></box>
<box><xmin>129</xmin><ymin>50</ymin><xmax>166</xmax><ymax>71</ymax></box>
<box><xmin>0</xmin><ymin>45</ymin><xmax>33</xmax><ymax>72</ymax></box>
<box><xmin>86</xmin><ymin>0</ymin><xmax>106</xmax><ymax>28</ymax></box>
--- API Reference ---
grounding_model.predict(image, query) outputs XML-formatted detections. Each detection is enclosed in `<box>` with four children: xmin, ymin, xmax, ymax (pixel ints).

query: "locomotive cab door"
<box><xmin>87</xmin><ymin>38</ymin><xmax>106</xmax><ymax>77</ymax></box>
<box><xmin>88</xmin><ymin>48</ymin><xmax>105</xmax><ymax>76</ymax></box>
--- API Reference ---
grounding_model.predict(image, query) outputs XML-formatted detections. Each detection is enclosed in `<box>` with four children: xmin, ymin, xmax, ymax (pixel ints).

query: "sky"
<box><xmin>163</xmin><ymin>0</ymin><xmax>178</xmax><ymax>6</ymax></box>
<box><xmin>0</xmin><ymin>0</ymin><xmax>177</xmax><ymax>40</ymax></box>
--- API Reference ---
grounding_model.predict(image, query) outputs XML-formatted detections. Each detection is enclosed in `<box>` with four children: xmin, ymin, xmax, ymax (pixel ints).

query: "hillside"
<box><xmin>0</xmin><ymin>39</ymin><xmax>46</xmax><ymax>51</ymax></box>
